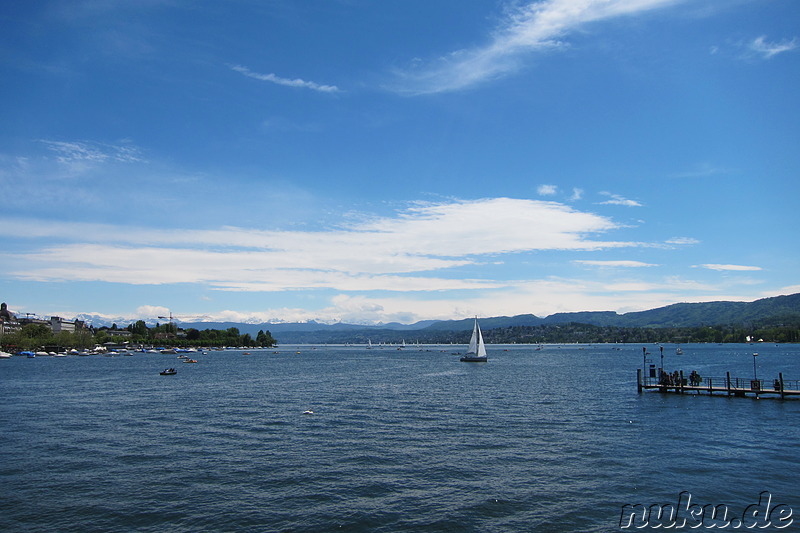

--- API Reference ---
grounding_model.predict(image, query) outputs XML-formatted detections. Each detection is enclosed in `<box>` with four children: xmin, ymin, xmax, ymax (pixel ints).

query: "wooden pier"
<box><xmin>637</xmin><ymin>369</ymin><xmax>800</xmax><ymax>399</ymax></box>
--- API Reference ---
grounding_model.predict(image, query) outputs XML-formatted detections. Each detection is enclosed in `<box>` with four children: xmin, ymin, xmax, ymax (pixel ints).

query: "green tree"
<box><xmin>54</xmin><ymin>331</ymin><xmax>73</xmax><ymax>349</ymax></box>
<box><xmin>94</xmin><ymin>330</ymin><xmax>108</xmax><ymax>345</ymax></box>
<box><xmin>130</xmin><ymin>320</ymin><xmax>148</xmax><ymax>337</ymax></box>
<box><xmin>73</xmin><ymin>329</ymin><xmax>94</xmax><ymax>349</ymax></box>
<box><xmin>21</xmin><ymin>323</ymin><xmax>51</xmax><ymax>339</ymax></box>
<box><xmin>256</xmin><ymin>329</ymin><xmax>276</xmax><ymax>347</ymax></box>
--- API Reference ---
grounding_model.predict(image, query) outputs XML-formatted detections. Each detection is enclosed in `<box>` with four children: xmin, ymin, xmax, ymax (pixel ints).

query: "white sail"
<box><xmin>466</xmin><ymin>317</ymin><xmax>487</xmax><ymax>357</ymax></box>
<box><xmin>476</xmin><ymin>324</ymin><xmax>487</xmax><ymax>357</ymax></box>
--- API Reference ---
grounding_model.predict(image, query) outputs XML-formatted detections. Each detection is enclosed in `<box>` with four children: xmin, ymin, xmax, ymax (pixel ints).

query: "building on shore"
<box><xmin>49</xmin><ymin>316</ymin><xmax>86</xmax><ymax>334</ymax></box>
<box><xmin>0</xmin><ymin>302</ymin><xmax>20</xmax><ymax>336</ymax></box>
<box><xmin>1</xmin><ymin>302</ymin><xmax>86</xmax><ymax>337</ymax></box>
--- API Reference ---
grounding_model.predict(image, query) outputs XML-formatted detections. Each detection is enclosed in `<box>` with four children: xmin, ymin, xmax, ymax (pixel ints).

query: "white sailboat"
<box><xmin>460</xmin><ymin>317</ymin><xmax>488</xmax><ymax>362</ymax></box>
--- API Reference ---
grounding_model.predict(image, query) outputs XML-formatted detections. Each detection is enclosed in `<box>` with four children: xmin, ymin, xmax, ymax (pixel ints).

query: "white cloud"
<box><xmin>570</xmin><ymin>188</ymin><xmax>584</xmax><ymax>201</ymax></box>
<box><xmin>392</xmin><ymin>0</ymin><xmax>687</xmax><ymax>94</ymax></box>
<box><xmin>5</xmin><ymin>197</ymin><xmax>634</xmax><ymax>292</ymax></box>
<box><xmin>750</xmin><ymin>35</ymin><xmax>797</xmax><ymax>59</ymax></box>
<box><xmin>665</xmin><ymin>237</ymin><xmax>700</xmax><ymax>246</ymax></box>
<box><xmin>598</xmin><ymin>192</ymin><xmax>642</xmax><ymax>207</ymax></box>
<box><xmin>574</xmin><ymin>260</ymin><xmax>658</xmax><ymax>268</ymax></box>
<box><xmin>135</xmin><ymin>305</ymin><xmax>171</xmax><ymax>319</ymax></box>
<box><xmin>769</xmin><ymin>285</ymin><xmax>800</xmax><ymax>297</ymax></box>
<box><xmin>45</xmin><ymin>273</ymin><xmax>768</xmax><ymax>326</ymax></box>
<box><xmin>537</xmin><ymin>184</ymin><xmax>558</xmax><ymax>196</ymax></box>
<box><xmin>696</xmin><ymin>264</ymin><xmax>763</xmax><ymax>272</ymax></box>
<box><xmin>231</xmin><ymin>64</ymin><xmax>340</xmax><ymax>93</ymax></box>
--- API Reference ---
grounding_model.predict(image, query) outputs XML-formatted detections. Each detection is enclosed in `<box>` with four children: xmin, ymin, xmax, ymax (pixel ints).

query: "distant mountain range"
<box><xmin>173</xmin><ymin>293</ymin><xmax>800</xmax><ymax>343</ymax></box>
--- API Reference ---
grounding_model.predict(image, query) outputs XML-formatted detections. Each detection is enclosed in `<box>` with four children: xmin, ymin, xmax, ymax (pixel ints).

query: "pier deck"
<box><xmin>637</xmin><ymin>370</ymin><xmax>800</xmax><ymax>399</ymax></box>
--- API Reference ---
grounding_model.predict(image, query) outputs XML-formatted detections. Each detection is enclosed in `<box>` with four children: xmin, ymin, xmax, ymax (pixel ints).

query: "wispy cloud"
<box><xmin>574</xmin><ymin>260</ymin><xmax>658</xmax><ymax>268</ymax></box>
<box><xmin>665</xmin><ymin>237</ymin><xmax>700</xmax><ymax>246</ymax></box>
<box><xmin>230</xmin><ymin>64</ymin><xmax>340</xmax><ymax>93</ymax></box>
<box><xmin>598</xmin><ymin>192</ymin><xmax>642</xmax><ymax>207</ymax></box>
<box><xmin>40</xmin><ymin>140</ymin><xmax>145</xmax><ymax>165</ymax></box>
<box><xmin>696</xmin><ymin>264</ymin><xmax>763</xmax><ymax>272</ymax></box>
<box><xmin>670</xmin><ymin>163</ymin><xmax>733</xmax><ymax>179</ymax></box>
<box><xmin>537</xmin><ymin>184</ymin><xmax>558</xmax><ymax>195</ymax></box>
<box><xmin>391</xmin><ymin>0</ymin><xmax>687</xmax><ymax>94</ymax></box>
<box><xmin>749</xmin><ymin>35</ymin><xmax>797</xmax><ymax>59</ymax></box>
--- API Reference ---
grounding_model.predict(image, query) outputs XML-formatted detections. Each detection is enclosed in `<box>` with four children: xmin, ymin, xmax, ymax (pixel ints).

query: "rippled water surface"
<box><xmin>2</xmin><ymin>344</ymin><xmax>799</xmax><ymax>531</ymax></box>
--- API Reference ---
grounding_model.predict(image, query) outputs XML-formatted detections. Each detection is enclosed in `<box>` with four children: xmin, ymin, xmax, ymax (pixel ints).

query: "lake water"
<box><xmin>1</xmin><ymin>343</ymin><xmax>799</xmax><ymax>531</ymax></box>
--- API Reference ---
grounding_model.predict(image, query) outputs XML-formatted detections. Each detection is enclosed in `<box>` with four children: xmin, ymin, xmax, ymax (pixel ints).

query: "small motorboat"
<box><xmin>303</xmin><ymin>410</ymin><xmax>314</xmax><ymax>415</ymax></box>
<box><xmin>182</xmin><ymin>358</ymin><xmax>198</xmax><ymax>363</ymax></box>
<box><xmin>160</xmin><ymin>368</ymin><xmax>177</xmax><ymax>375</ymax></box>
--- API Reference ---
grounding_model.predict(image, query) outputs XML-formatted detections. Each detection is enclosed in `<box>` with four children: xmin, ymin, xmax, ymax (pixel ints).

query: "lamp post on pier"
<box><xmin>753</xmin><ymin>352</ymin><xmax>759</xmax><ymax>382</ymax></box>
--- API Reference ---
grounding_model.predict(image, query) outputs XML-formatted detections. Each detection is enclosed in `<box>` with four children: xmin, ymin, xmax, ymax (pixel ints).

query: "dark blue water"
<box><xmin>2</xmin><ymin>344</ymin><xmax>799</xmax><ymax>532</ymax></box>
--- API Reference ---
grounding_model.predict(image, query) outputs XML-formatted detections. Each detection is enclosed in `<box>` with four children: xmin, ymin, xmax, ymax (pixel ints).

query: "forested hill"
<box><xmin>409</xmin><ymin>293</ymin><xmax>800</xmax><ymax>331</ymax></box>
<box><xmin>566</xmin><ymin>293</ymin><xmax>800</xmax><ymax>328</ymax></box>
<box><xmin>178</xmin><ymin>293</ymin><xmax>800</xmax><ymax>344</ymax></box>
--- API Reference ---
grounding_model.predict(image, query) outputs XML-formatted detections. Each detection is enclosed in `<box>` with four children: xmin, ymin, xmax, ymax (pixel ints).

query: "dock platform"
<box><xmin>637</xmin><ymin>370</ymin><xmax>800</xmax><ymax>399</ymax></box>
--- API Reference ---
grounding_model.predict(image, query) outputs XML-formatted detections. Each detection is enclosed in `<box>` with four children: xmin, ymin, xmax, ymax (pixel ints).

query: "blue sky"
<box><xmin>1</xmin><ymin>0</ymin><xmax>798</xmax><ymax>326</ymax></box>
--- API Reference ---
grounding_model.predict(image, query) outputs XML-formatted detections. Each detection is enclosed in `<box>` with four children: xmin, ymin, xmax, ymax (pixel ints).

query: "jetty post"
<box><xmin>637</xmin><ymin>368</ymin><xmax>642</xmax><ymax>394</ymax></box>
<box><xmin>726</xmin><ymin>372</ymin><xmax>732</xmax><ymax>396</ymax></box>
<box><xmin>780</xmin><ymin>372</ymin><xmax>785</xmax><ymax>400</ymax></box>
<box><xmin>752</xmin><ymin>352</ymin><xmax>760</xmax><ymax>398</ymax></box>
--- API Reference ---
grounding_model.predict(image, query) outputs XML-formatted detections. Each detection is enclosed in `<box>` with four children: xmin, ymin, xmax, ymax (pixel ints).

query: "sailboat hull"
<box><xmin>460</xmin><ymin>356</ymin><xmax>488</xmax><ymax>362</ymax></box>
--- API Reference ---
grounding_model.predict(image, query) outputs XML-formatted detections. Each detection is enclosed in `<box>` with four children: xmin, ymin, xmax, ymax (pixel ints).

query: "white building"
<box><xmin>49</xmin><ymin>316</ymin><xmax>86</xmax><ymax>334</ymax></box>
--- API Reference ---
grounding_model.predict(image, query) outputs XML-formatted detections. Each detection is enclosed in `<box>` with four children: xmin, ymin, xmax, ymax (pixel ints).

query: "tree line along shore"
<box><xmin>0</xmin><ymin>320</ymin><xmax>275</xmax><ymax>352</ymax></box>
<box><xmin>3</xmin><ymin>319</ymin><xmax>799</xmax><ymax>353</ymax></box>
<box><xmin>253</xmin><ymin>322</ymin><xmax>800</xmax><ymax>345</ymax></box>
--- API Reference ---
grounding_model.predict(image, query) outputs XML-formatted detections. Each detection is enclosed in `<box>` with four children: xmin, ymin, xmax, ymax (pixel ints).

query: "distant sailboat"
<box><xmin>460</xmin><ymin>317</ymin><xmax>488</xmax><ymax>362</ymax></box>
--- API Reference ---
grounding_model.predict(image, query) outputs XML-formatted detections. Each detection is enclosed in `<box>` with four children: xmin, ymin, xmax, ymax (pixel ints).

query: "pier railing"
<box><xmin>638</xmin><ymin>369</ymin><xmax>799</xmax><ymax>398</ymax></box>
